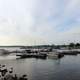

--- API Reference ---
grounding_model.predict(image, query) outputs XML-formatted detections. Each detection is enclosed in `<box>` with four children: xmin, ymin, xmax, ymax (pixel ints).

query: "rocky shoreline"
<box><xmin>0</xmin><ymin>64</ymin><xmax>28</xmax><ymax>80</ymax></box>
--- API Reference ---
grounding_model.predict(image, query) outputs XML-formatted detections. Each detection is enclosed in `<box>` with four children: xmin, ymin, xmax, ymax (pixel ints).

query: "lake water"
<box><xmin>0</xmin><ymin>47</ymin><xmax>80</xmax><ymax>80</ymax></box>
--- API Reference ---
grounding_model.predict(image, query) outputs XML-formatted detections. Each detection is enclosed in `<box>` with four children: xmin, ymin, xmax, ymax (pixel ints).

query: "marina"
<box><xmin>0</xmin><ymin>51</ymin><xmax>80</xmax><ymax>80</ymax></box>
<box><xmin>0</xmin><ymin>47</ymin><xmax>80</xmax><ymax>80</ymax></box>
<box><xmin>1</xmin><ymin>47</ymin><xmax>80</xmax><ymax>59</ymax></box>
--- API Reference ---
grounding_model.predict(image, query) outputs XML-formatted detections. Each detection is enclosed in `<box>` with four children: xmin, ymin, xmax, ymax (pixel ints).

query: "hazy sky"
<box><xmin>0</xmin><ymin>0</ymin><xmax>80</xmax><ymax>45</ymax></box>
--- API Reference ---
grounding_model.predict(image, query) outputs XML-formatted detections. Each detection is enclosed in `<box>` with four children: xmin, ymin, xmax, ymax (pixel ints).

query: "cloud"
<box><xmin>0</xmin><ymin>35</ymin><xmax>48</xmax><ymax>46</ymax></box>
<box><xmin>0</xmin><ymin>0</ymin><xmax>79</xmax><ymax>45</ymax></box>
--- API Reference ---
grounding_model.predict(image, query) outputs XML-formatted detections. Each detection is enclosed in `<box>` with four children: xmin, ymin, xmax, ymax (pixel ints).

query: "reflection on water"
<box><xmin>0</xmin><ymin>54</ymin><xmax>80</xmax><ymax>80</ymax></box>
<box><xmin>0</xmin><ymin>47</ymin><xmax>80</xmax><ymax>80</ymax></box>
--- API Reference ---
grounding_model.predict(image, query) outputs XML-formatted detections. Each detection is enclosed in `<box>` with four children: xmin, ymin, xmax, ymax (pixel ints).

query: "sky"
<box><xmin>0</xmin><ymin>0</ymin><xmax>80</xmax><ymax>45</ymax></box>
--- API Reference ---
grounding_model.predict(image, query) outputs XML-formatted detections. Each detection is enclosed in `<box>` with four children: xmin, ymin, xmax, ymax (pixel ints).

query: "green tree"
<box><xmin>69</xmin><ymin>43</ymin><xmax>75</xmax><ymax>48</ymax></box>
<box><xmin>75</xmin><ymin>43</ymin><xmax>80</xmax><ymax>48</ymax></box>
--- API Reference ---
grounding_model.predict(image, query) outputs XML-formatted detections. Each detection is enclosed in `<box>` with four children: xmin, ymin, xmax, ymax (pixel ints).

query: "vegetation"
<box><xmin>0</xmin><ymin>42</ymin><xmax>80</xmax><ymax>49</ymax></box>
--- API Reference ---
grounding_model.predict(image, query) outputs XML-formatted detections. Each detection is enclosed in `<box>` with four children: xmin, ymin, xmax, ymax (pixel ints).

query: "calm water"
<box><xmin>0</xmin><ymin>47</ymin><xmax>80</xmax><ymax>80</ymax></box>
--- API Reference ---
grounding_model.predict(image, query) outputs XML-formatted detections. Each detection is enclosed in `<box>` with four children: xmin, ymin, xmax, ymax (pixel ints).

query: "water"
<box><xmin>0</xmin><ymin>47</ymin><xmax>80</xmax><ymax>80</ymax></box>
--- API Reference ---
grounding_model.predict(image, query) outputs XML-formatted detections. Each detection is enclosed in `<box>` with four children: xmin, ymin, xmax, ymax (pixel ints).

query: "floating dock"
<box><xmin>58</xmin><ymin>50</ymin><xmax>78</xmax><ymax>55</ymax></box>
<box><xmin>16</xmin><ymin>53</ymin><xmax>47</xmax><ymax>59</ymax></box>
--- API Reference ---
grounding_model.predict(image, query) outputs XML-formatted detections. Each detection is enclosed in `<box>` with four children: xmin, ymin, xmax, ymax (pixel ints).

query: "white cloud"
<box><xmin>0</xmin><ymin>0</ymin><xmax>79</xmax><ymax>45</ymax></box>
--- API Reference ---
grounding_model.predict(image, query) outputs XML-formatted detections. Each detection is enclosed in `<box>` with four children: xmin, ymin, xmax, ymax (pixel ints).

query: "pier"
<box><xmin>57</xmin><ymin>49</ymin><xmax>79</xmax><ymax>55</ymax></box>
<box><xmin>16</xmin><ymin>53</ymin><xmax>47</xmax><ymax>59</ymax></box>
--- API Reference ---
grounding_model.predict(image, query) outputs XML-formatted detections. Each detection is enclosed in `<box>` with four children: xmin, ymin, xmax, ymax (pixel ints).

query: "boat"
<box><xmin>47</xmin><ymin>52</ymin><xmax>64</xmax><ymax>59</ymax></box>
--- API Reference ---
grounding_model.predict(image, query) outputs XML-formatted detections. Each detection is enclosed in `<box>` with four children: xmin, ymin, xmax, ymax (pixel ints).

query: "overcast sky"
<box><xmin>0</xmin><ymin>0</ymin><xmax>80</xmax><ymax>45</ymax></box>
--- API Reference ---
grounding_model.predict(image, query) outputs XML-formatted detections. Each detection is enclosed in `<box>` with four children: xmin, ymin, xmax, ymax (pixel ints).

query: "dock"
<box><xmin>57</xmin><ymin>49</ymin><xmax>79</xmax><ymax>55</ymax></box>
<box><xmin>16</xmin><ymin>53</ymin><xmax>47</xmax><ymax>59</ymax></box>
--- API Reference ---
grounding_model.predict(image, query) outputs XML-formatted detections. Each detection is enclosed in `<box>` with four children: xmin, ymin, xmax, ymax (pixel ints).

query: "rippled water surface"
<box><xmin>0</xmin><ymin>47</ymin><xmax>80</xmax><ymax>80</ymax></box>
